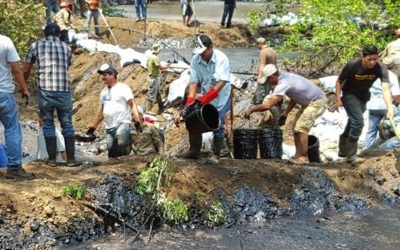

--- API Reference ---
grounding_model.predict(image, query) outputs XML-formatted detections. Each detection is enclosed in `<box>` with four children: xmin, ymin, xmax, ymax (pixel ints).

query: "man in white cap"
<box><xmin>175</xmin><ymin>34</ymin><xmax>231</xmax><ymax>164</ymax></box>
<box><xmin>144</xmin><ymin>43</ymin><xmax>172</xmax><ymax>113</ymax></box>
<box><xmin>253</xmin><ymin>37</ymin><xmax>277</xmax><ymax>104</ymax></box>
<box><xmin>88</xmin><ymin>64</ymin><xmax>141</xmax><ymax>158</ymax></box>
<box><xmin>244</xmin><ymin>64</ymin><xmax>327</xmax><ymax>164</ymax></box>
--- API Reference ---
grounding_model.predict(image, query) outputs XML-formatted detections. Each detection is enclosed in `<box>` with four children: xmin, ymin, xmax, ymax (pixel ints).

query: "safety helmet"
<box><xmin>60</xmin><ymin>2</ymin><xmax>69</xmax><ymax>8</ymax></box>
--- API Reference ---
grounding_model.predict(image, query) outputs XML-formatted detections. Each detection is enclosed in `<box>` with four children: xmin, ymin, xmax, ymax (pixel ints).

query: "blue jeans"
<box><xmin>364</xmin><ymin>109</ymin><xmax>387</xmax><ymax>149</ymax></box>
<box><xmin>46</xmin><ymin>3</ymin><xmax>60</xmax><ymax>24</ymax></box>
<box><xmin>84</xmin><ymin>10</ymin><xmax>100</xmax><ymax>35</ymax></box>
<box><xmin>38</xmin><ymin>89</ymin><xmax>75</xmax><ymax>138</ymax></box>
<box><xmin>106</xmin><ymin>123</ymin><xmax>132</xmax><ymax>158</ymax></box>
<box><xmin>135</xmin><ymin>0</ymin><xmax>147</xmax><ymax>20</ymax></box>
<box><xmin>221</xmin><ymin>4</ymin><xmax>235</xmax><ymax>27</ymax></box>
<box><xmin>341</xmin><ymin>93</ymin><xmax>366</xmax><ymax>141</ymax></box>
<box><xmin>214</xmin><ymin>98</ymin><xmax>231</xmax><ymax>139</ymax></box>
<box><xmin>0</xmin><ymin>93</ymin><xmax>22</xmax><ymax>168</ymax></box>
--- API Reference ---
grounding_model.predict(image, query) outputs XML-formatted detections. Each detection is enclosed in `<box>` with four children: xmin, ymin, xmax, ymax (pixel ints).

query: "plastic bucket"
<box><xmin>0</xmin><ymin>144</ymin><xmax>8</xmax><ymax>168</ymax></box>
<box><xmin>185</xmin><ymin>103</ymin><xmax>220</xmax><ymax>134</ymax></box>
<box><xmin>233</xmin><ymin>129</ymin><xmax>259</xmax><ymax>159</ymax></box>
<box><xmin>258</xmin><ymin>128</ymin><xmax>283</xmax><ymax>159</ymax></box>
<box><xmin>308</xmin><ymin>135</ymin><xmax>321</xmax><ymax>163</ymax></box>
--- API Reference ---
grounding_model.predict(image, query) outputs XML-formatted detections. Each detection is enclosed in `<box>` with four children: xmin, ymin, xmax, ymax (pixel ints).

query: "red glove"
<box><xmin>144</xmin><ymin>116</ymin><xmax>154</xmax><ymax>124</ymax></box>
<box><xmin>198</xmin><ymin>88</ymin><xmax>218</xmax><ymax>104</ymax></box>
<box><xmin>185</xmin><ymin>97</ymin><xmax>195</xmax><ymax>107</ymax></box>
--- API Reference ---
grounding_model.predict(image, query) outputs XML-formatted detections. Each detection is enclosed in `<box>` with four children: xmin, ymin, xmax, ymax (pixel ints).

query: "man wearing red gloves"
<box><xmin>175</xmin><ymin>35</ymin><xmax>231</xmax><ymax>164</ymax></box>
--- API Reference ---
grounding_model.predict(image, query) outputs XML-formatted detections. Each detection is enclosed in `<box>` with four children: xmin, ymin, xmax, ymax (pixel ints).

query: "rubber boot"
<box><xmin>346</xmin><ymin>139</ymin><xmax>365</xmax><ymax>164</ymax></box>
<box><xmin>338</xmin><ymin>135</ymin><xmax>347</xmax><ymax>157</ymax></box>
<box><xmin>179</xmin><ymin>133</ymin><xmax>202</xmax><ymax>159</ymax></box>
<box><xmin>156</xmin><ymin>93</ymin><xmax>164</xmax><ymax>114</ymax></box>
<box><xmin>6</xmin><ymin>166</ymin><xmax>35</xmax><ymax>180</ymax></box>
<box><xmin>45</xmin><ymin>137</ymin><xmax>57</xmax><ymax>166</ymax></box>
<box><xmin>207</xmin><ymin>137</ymin><xmax>223</xmax><ymax>164</ymax></box>
<box><xmin>65</xmin><ymin>137</ymin><xmax>80</xmax><ymax>167</ymax></box>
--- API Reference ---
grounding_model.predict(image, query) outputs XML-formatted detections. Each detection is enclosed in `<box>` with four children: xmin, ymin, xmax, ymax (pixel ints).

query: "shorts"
<box><xmin>181</xmin><ymin>3</ymin><xmax>193</xmax><ymax>17</ymax></box>
<box><xmin>292</xmin><ymin>95</ymin><xmax>327</xmax><ymax>134</ymax></box>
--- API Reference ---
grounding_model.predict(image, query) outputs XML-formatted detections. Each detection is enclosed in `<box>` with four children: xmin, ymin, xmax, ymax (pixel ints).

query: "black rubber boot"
<box><xmin>45</xmin><ymin>137</ymin><xmax>57</xmax><ymax>166</ymax></box>
<box><xmin>338</xmin><ymin>134</ymin><xmax>347</xmax><ymax>157</ymax></box>
<box><xmin>65</xmin><ymin>137</ymin><xmax>80</xmax><ymax>167</ymax></box>
<box><xmin>179</xmin><ymin>133</ymin><xmax>202</xmax><ymax>159</ymax></box>
<box><xmin>156</xmin><ymin>93</ymin><xmax>164</xmax><ymax>114</ymax></box>
<box><xmin>346</xmin><ymin>139</ymin><xmax>365</xmax><ymax>164</ymax></box>
<box><xmin>207</xmin><ymin>137</ymin><xmax>224</xmax><ymax>164</ymax></box>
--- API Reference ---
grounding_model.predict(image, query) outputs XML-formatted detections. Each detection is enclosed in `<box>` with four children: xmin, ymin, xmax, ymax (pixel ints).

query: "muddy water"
<box><xmin>66</xmin><ymin>207</ymin><xmax>400</xmax><ymax>249</ymax></box>
<box><xmin>117</xmin><ymin>2</ymin><xmax>265</xmax><ymax>24</ymax></box>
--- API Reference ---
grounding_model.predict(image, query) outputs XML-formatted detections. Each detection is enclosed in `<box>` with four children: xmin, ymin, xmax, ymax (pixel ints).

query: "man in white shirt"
<box><xmin>88</xmin><ymin>64</ymin><xmax>141</xmax><ymax>158</ymax></box>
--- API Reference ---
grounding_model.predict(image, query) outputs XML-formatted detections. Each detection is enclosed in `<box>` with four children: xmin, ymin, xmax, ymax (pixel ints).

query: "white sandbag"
<box><xmin>165</xmin><ymin>69</ymin><xmax>191</xmax><ymax>105</ymax></box>
<box><xmin>319</xmin><ymin>75</ymin><xmax>338</xmax><ymax>92</ymax></box>
<box><xmin>118</xmin><ymin>48</ymin><xmax>147</xmax><ymax>68</ymax></box>
<box><xmin>201</xmin><ymin>132</ymin><xmax>213</xmax><ymax>152</ymax></box>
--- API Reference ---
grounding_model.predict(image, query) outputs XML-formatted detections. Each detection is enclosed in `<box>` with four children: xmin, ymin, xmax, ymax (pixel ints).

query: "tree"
<box><xmin>278</xmin><ymin>0</ymin><xmax>400</xmax><ymax>76</ymax></box>
<box><xmin>0</xmin><ymin>0</ymin><xmax>44</xmax><ymax>57</ymax></box>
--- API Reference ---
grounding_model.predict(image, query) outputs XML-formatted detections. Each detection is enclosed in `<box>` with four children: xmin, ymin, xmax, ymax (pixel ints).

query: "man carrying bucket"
<box><xmin>244</xmin><ymin>64</ymin><xmax>327</xmax><ymax>165</ymax></box>
<box><xmin>174</xmin><ymin>35</ymin><xmax>231</xmax><ymax>164</ymax></box>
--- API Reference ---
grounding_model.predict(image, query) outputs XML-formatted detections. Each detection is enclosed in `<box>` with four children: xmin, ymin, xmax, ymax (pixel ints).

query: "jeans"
<box><xmin>135</xmin><ymin>0</ymin><xmax>147</xmax><ymax>20</ymax></box>
<box><xmin>341</xmin><ymin>93</ymin><xmax>366</xmax><ymax>141</ymax></box>
<box><xmin>106</xmin><ymin>123</ymin><xmax>132</xmax><ymax>158</ymax></box>
<box><xmin>221</xmin><ymin>4</ymin><xmax>235</xmax><ymax>27</ymax></box>
<box><xmin>0</xmin><ymin>93</ymin><xmax>22</xmax><ymax>168</ymax></box>
<box><xmin>46</xmin><ymin>3</ymin><xmax>60</xmax><ymax>24</ymax></box>
<box><xmin>38</xmin><ymin>89</ymin><xmax>75</xmax><ymax>138</ymax></box>
<box><xmin>364</xmin><ymin>109</ymin><xmax>387</xmax><ymax>149</ymax></box>
<box><xmin>84</xmin><ymin>10</ymin><xmax>100</xmax><ymax>35</ymax></box>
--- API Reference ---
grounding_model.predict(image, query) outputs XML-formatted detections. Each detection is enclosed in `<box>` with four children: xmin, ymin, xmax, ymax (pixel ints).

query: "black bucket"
<box><xmin>233</xmin><ymin>129</ymin><xmax>259</xmax><ymax>159</ymax></box>
<box><xmin>308</xmin><ymin>135</ymin><xmax>321</xmax><ymax>162</ymax></box>
<box><xmin>185</xmin><ymin>103</ymin><xmax>220</xmax><ymax>134</ymax></box>
<box><xmin>258</xmin><ymin>128</ymin><xmax>283</xmax><ymax>159</ymax></box>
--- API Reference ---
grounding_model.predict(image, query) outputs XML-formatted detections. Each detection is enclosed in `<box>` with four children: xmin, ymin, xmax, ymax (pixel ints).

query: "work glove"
<box><xmin>198</xmin><ymin>88</ymin><xmax>218</xmax><ymax>104</ymax></box>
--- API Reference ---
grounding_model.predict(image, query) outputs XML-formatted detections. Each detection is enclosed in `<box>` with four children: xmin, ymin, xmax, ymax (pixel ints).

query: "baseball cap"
<box><xmin>152</xmin><ymin>43</ymin><xmax>161</xmax><ymax>54</ymax></box>
<box><xmin>193</xmin><ymin>35</ymin><xmax>213</xmax><ymax>55</ymax></box>
<box><xmin>44</xmin><ymin>23</ymin><xmax>61</xmax><ymax>37</ymax></box>
<box><xmin>256</xmin><ymin>37</ymin><xmax>265</xmax><ymax>44</ymax></box>
<box><xmin>97</xmin><ymin>64</ymin><xmax>118</xmax><ymax>75</ymax></box>
<box><xmin>259</xmin><ymin>64</ymin><xmax>278</xmax><ymax>83</ymax></box>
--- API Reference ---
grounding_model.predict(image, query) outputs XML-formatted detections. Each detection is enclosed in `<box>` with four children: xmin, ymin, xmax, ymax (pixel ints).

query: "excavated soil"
<box><xmin>1</xmin><ymin>18</ymin><xmax>400</xmax><ymax>248</ymax></box>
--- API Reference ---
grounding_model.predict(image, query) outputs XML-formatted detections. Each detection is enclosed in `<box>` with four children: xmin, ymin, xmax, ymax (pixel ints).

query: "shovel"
<box><xmin>389</xmin><ymin>119</ymin><xmax>400</xmax><ymax>142</ymax></box>
<box><xmin>99</xmin><ymin>10</ymin><xmax>118</xmax><ymax>44</ymax></box>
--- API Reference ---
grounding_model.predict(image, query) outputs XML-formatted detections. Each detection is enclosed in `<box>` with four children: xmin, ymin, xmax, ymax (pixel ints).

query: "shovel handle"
<box><xmin>389</xmin><ymin>119</ymin><xmax>400</xmax><ymax>142</ymax></box>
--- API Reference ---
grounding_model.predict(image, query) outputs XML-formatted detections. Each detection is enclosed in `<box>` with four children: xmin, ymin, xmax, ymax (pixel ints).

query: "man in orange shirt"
<box><xmin>84</xmin><ymin>0</ymin><xmax>101</xmax><ymax>37</ymax></box>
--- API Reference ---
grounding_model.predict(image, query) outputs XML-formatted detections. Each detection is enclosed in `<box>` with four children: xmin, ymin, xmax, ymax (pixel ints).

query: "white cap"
<box><xmin>193</xmin><ymin>35</ymin><xmax>213</xmax><ymax>55</ymax></box>
<box><xmin>259</xmin><ymin>64</ymin><xmax>278</xmax><ymax>83</ymax></box>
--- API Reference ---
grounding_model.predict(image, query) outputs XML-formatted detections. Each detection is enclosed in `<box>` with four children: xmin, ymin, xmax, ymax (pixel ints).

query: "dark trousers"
<box><xmin>341</xmin><ymin>93</ymin><xmax>366</xmax><ymax>141</ymax></box>
<box><xmin>221</xmin><ymin>4</ymin><xmax>235</xmax><ymax>27</ymax></box>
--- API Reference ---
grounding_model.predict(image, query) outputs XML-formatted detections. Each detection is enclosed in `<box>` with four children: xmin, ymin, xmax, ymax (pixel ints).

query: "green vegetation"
<box><xmin>0</xmin><ymin>0</ymin><xmax>44</xmax><ymax>57</ymax></box>
<box><xmin>207</xmin><ymin>201</ymin><xmax>227</xmax><ymax>225</ymax></box>
<box><xmin>136</xmin><ymin>157</ymin><xmax>188</xmax><ymax>224</ymax></box>
<box><xmin>157</xmin><ymin>193</ymin><xmax>189</xmax><ymax>225</ymax></box>
<box><xmin>63</xmin><ymin>183</ymin><xmax>87</xmax><ymax>200</ymax></box>
<box><xmin>195</xmin><ymin>190</ymin><xmax>205</xmax><ymax>199</ymax></box>
<box><xmin>248</xmin><ymin>9</ymin><xmax>264</xmax><ymax>32</ymax></box>
<box><xmin>278</xmin><ymin>0</ymin><xmax>400</xmax><ymax>75</ymax></box>
<box><xmin>102</xmin><ymin>6</ymin><xmax>126</xmax><ymax>17</ymax></box>
<box><xmin>135</xmin><ymin>156</ymin><xmax>174</xmax><ymax>195</ymax></box>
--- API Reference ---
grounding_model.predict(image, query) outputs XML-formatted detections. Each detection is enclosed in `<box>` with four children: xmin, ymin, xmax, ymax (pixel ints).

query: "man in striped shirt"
<box><xmin>23</xmin><ymin>23</ymin><xmax>78</xmax><ymax>167</ymax></box>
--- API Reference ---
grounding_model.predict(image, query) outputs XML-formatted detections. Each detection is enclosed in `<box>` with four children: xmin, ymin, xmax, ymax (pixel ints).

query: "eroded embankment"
<box><xmin>0</xmin><ymin>151</ymin><xmax>399</xmax><ymax>248</ymax></box>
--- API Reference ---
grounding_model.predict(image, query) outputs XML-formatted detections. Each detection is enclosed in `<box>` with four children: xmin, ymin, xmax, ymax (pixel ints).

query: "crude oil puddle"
<box><xmin>64</xmin><ymin>207</ymin><xmax>400</xmax><ymax>249</ymax></box>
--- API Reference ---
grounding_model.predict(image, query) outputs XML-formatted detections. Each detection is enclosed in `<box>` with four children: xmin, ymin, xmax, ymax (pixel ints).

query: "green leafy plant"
<box><xmin>279</xmin><ymin>0</ymin><xmax>400</xmax><ymax>76</ymax></box>
<box><xmin>248</xmin><ymin>9</ymin><xmax>264</xmax><ymax>32</ymax></box>
<box><xmin>0</xmin><ymin>0</ymin><xmax>44</xmax><ymax>57</ymax></box>
<box><xmin>207</xmin><ymin>201</ymin><xmax>227</xmax><ymax>226</ymax></box>
<box><xmin>157</xmin><ymin>194</ymin><xmax>189</xmax><ymax>224</ymax></box>
<box><xmin>63</xmin><ymin>183</ymin><xmax>87</xmax><ymax>200</ymax></box>
<box><xmin>135</xmin><ymin>156</ymin><xmax>175</xmax><ymax>195</ymax></box>
<box><xmin>195</xmin><ymin>190</ymin><xmax>205</xmax><ymax>199</ymax></box>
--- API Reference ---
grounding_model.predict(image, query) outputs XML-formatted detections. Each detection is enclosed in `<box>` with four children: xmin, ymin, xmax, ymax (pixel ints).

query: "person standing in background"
<box><xmin>220</xmin><ymin>0</ymin><xmax>235</xmax><ymax>28</ymax></box>
<box><xmin>135</xmin><ymin>0</ymin><xmax>147</xmax><ymax>22</ymax></box>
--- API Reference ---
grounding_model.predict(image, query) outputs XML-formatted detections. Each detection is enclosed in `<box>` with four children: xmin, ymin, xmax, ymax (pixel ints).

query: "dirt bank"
<box><xmin>1</xmin><ymin>18</ymin><xmax>400</xmax><ymax>248</ymax></box>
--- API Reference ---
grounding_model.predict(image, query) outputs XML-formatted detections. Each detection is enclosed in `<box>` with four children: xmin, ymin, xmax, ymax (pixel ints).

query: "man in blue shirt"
<box><xmin>175</xmin><ymin>35</ymin><xmax>231</xmax><ymax>164</ymax></box>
